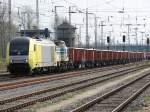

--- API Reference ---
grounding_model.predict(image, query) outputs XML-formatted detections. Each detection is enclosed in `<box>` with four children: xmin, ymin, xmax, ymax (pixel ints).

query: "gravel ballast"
<box><xmin>22</xmin><ymin>67</ymin><xmax>150</xmax><ymax>112</ymax></box>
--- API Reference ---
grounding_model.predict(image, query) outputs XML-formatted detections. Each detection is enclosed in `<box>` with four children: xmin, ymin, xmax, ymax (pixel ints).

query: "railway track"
<box><xmin>0</xmin><ymin>70</ymin><xmax>7</xmax><ymax>73</ymax></box>
<box><xmin>0</xmin><ymin>72</ymin><xmax>9</xmax><ymax>76</ymax></box>
<box><xmin>0</xmin><ymin>62</ymin><xmax>143</xmax><ymax>78</ymax></box>
<box><xmin>0</xmin><ymin>66</ymin><xmax>114</xmax><ymax>82</ymax></box>
<box><xmin>0</xmin><ymin>71</ymin><xmax>8</xmax><ymax>76</ymax></box>
<box><xmin>0</xmin><ymin>63</ymin><xmax>140</xmax><ymax>91</ymax></box>
<box><xmin>0</xmin><ymin>64</ymin><xmax>123</xmax><ymax>78</ymax></box>
<box><xmin>0</xmin><ymin>64</ymin><xmax>148</xmax><ymax>111</ymax></box>
<box><xmin>0</xmin><ymin>62</ymin><xmax>144</xmax><ymax>83</ymax></box>
<box><xmin>71</xmin><ymin>68</ymin><xmax>150</xmax><ymax>112</ymax></box>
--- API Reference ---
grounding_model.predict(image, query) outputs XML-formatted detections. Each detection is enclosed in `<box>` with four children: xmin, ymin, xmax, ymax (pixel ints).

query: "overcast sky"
<box><xmin>11</xmin><ymin>0</ymin><xmax>150</xmax><ymax>44</ymax></box>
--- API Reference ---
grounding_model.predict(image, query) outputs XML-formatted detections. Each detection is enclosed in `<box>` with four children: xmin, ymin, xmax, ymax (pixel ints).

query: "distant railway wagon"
<box><xmin>94</xmin><ymin>50</ymin><xmax>101</xmax><ymax>66</ymax></box>
<box><xmin>67</xmin><ymin>48</ymin><xmax>146</xmax><ymax>69</ymax></box>
<box><xmin>85</xmin><ymin>49</ymin><xmax>95</xmax><ymax>67</ymax></box>
<box><xmin>144</xmin><ymin>52</ymin><xmax>150</xmax><ymax>60</ymax></box>
<box><xmin>101</xmin><ymin>50</ymin><xmax>108</xmax><ymax>64</ymax></box>
<box><xmin>130</xmin><ymin>52</ymin><xmax>134</xmax><ymax>61</ymax></box>
<box><xmin>68</xmin><ymin>48</ymin><xmax>86</xmax><ymax>68</ymax></box>
<box><xmin>6</xmin><ymin>37</ymin><xmax>149</xmax><ymax>75</ymax></box>
<box><xmin>142</xmin><ymin>52</ymin><xmax>144</xmax><ymax>59</ymax></box>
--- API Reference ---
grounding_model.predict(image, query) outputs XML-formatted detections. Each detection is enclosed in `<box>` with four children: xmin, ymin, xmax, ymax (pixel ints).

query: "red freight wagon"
<box><xmin>129</xmin><ymin>52</ymin><xmax>132</xmax><ymax>60</ymax></box>
<box><xmin>139</xmin><ymin>53</ymin><xmax>141</xmax><ymax>60</ymax></box>
<box><xmin>141</xmin><ymin>52</ymin><xmax>144</xmax><ymax>59</ymax></box>
<box><xmin>98</xmin><ymin>50</ymin><xmax>102</xmax><ymax>61</ymax></box>
<box><xmin>130</xmin><ymin>52</ymin><xmax>133</xmax><ymax>60</ymax></box>
<box><xmin>94</xmin><ymin>50</ymin><xmax>101</xmax><ymax>67</ymax></box>
<box><xmin>127</xmin><ymin>52</ymin><xmax>131</xmax><ymax>60</ymax></box>
<box><xmin>138</xmin><ymin>52</ymin><xmax>143</xmax><ymax>60</ymax></box>
<box><xmin>145</xmin><ymin>52</ymin><xmax>150</xmax><ymax>59</ymax></box>
<box><xmin>132</xmin><ymin>52</ymin><xmax>136</xmax><ymax>61</ymax></box>
<box><xmin>124</xmin><ymin>51</ymin><xmax>128</xmax><ymax>59</ymax></box>
<box><xmin>111</xmin><ymin>51</ymin><xmax>114</xmax><ymax>60</ymax></box>
<box><xmin>68</xmin><ymin>48</ymin><xmax>74</xmax><ymax>62</ymax></box>
<box><xmin>113</xmin><ymin>51</ymin><xmax>120</xmax><ymax>60</ymax></box>
<box><xmin>112</xmin><ymin>51</ymin><xmax>116</xmax><ymax>60</ymax></box>
<box><xmin>139</xmin><ymin>52</ymin><xmax>142</xmax><ymax>60</ymax></box>
<box><xmin>101</xmin><ymin>50</ymin><xmax>108</xmax><ymax>61</ymax></box>
<box><xmin>115</xmin><ymin>51</ymin><xmax>120</xmax><ymax>60</ymax></box>
<box><xmin>137</xmin><ymin>52</ymin><xmax>140</xmax><ymax>60</ymax></box>
<box><xmin>85</xmin><ymin>49</ymin><xmax>95</xmax><ymax>67</ymax></box>
<box><xmin>122</xmin><ymin>51</ymin><xmax>125</xmax><ymax>59</ymax></box>
<box><xmin>131</xmin><ymin>52</ymin><xmax>135</xmax><ymax>60</ymax></box>
<box><xmin>140</xmin><ymin>52</ymin><xmax>144</xmax><ymax>60</ymax></box>
<box><xmin>121</xmin><ymin>51</ymin><xmax>124</xmax><ymax>59</ymax></box>
<box><xmin>94</xmin><ymin>50</ymin><xmax>101</xmax><ymax>61</ymax></box>
<box><xmin>85</xmin><ymin>49</ymin><xmax>95</xmax><ymax>62</ymax></box>
<box><xmin>107</xmin><ymin>51</ymin><xmax>113</xmax><ymax>61</ymax></box>
<box><xmin>68</xmin><ymin>47</ymin><xmax>86</xmax><ymax>63</ymax></box>
<box><xmin>127</xmin><ymin>52</ymin><xmax>130</xmax><ymax>60</ymax></box>
<box><xmin>117</xmin><ymin>51</ymin><xmax>122</xmax><ymax>60</ymax></box>
<box><xmin>134</xmin><ymin>52</ymin><xmax>137</xmax><ymax>60</ymax></box>
<box><xmin>116</xmin><ymin>51</ymin><xmax>122</xmax><ymax>63</ymax></box>
<box><xmin>114</xmin><ymin>51</ymin><xmax>119</xmax><ymax>60</ymax></box>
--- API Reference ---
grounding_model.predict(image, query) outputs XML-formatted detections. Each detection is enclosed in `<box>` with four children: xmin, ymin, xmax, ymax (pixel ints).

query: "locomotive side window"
<box><xmin>34</xmin><ymin>44</ymin><xmax>36</xmax><ymax>51</ymax></box>
<box><xmin>9</xmin><ymin>38</ymin><xmax>29</xmax><ymax>55</ymax></box>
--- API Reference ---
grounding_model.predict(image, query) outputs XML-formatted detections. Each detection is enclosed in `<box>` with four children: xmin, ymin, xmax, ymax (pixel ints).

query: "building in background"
<box><xmin>56</xmin><ymin>21</ymin><xmax>76</xmax><ymax>47</ymax></box>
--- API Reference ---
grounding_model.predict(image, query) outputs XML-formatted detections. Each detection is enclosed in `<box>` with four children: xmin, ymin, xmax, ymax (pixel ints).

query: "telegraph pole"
<box><xmin>54</xmin><ymin>6</ymin><xmax>63</xmax><ymax>39</ymax></box>
<box><xmin>54</xmin><ymin>6</ymin><xmax>64</xmax><ymax>28</ymax></box>
<box><xmin>135</xmin><ymin>16</ymin><xmax>138</xmax><ymax>61</ymax></box>
<box><xmin>79</xmin><ymin>25</ymin><xmax>82</xmax><ymax>47</ymax></box>
<box><xmin>141</xmin><ymin>31</ymin><xmax>144</xmax><ymax>46</ymax></box>
<box><xmin>36</xmin><ymin>0</ymin><xmax>39</xmax><ymax>29</ymax></box>
<box><xmin>54</xmin><ymin>6</ymin><xmax>58</xmax><ymax>29</ymax></box>
<box><xmin>69</xmin><ymin>6</ymin><xmax>71</xmax><ymax>24</ymax></box>
<box><xmin>8</xmin><ymin>0</ymin><xmax>11</xmax><ymax>41</ymax></box>
<box><xmin>68</xmin><ymin>6</ymin><xmax>76</xmax><ymax>25</ymax></box>
<box><xmin>94</xmin><ymin>17</ymin><xmax>97</xmax><ymax>49</ymax></box>
<box><xmin>86</xmin><ymin>8</ymin><xmax>89</xmax><ymax>48</ymax></box>
<box><xmin>126</xmin><ymin>24</ymin><xmax>132</xmax><ymax>62</ymax></box>
<box><xmin>134</xmin><ymin>27</ymin><xmax>138</xmax><ymax>61</ymax></box>
<box><xmin>126</xmin><ymin>24</ymin><xmax>131</xmax><ymax>47</ymax></box>
<box><xmin>100</xmin><ymin>21</ymin><xmax>105</xmax><ymax>48</ymax></box>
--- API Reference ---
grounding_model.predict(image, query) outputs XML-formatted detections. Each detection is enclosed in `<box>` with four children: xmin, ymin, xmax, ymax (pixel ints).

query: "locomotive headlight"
<box><xmin>10</xmin><ymin>59</ymin><xmax>13</xmax><ymax>63</ymax></box>
<box><xmin>25</xmin><ymin>59</ymin><xmax>28</xmax><ymax>63</ymax></box>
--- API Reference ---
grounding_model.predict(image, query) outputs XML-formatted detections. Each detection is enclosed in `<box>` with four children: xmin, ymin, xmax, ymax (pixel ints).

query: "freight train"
<box><xmin>6</xmin><ymin>36</ymin><xmax>148</xmax><ymax>75</ymax></box>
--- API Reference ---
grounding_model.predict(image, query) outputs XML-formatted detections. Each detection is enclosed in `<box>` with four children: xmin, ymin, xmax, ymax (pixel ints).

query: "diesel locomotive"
<box><xmin>6</xmin><ymin>37</ymin><xmax>68</xmax><ymax>74</ymax></box>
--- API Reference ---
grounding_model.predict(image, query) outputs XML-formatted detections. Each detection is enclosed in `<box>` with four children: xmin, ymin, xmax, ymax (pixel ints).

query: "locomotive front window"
<box><xmin>9</xmin><ymin>38</ymin><xmax>29</xmax><ymax>55</ymax></box>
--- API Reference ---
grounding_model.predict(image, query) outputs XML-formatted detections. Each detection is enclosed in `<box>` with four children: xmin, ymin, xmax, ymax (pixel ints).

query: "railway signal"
<box><xmin>147</xmin><ymin>38</ymin><xmax>149</xmax><ymax>52</ymax></box>
<box><xmin>123</xmin><ymin>35</ymin><xmax>126</xmax><ymax>51</ymax></box>
<box><xmin>147</xmin><ymin>38</ymin><xmax>149</xmax><ymax>45</ymax></box>
<box><xmin>123</xmin><ymin>35</ymin><xmax>126</xmax><ymax>42</ymax></box>
<box><xmin>107</xmin><ymin>36</ymin><xmax>110</xmax><ymax>43</ymax></box>
<box><xmin>107</xmin><ymin>36</ymin><xmax>110</xmax><ymax>50</ymax></box>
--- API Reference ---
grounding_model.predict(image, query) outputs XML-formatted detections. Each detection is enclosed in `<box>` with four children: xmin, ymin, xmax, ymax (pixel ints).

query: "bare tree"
<box><xmin>0</xmin><ymin>1</ymin><xmax>7</xmax><ymax>58</ymax></box>
<box><xmin>0</xmin><ymin>0</ymin><xmax>17</xmax><ymax>58</ymax></box>
<box><xmin>26</xmin><ymin>7</ymin><xmax>35</xmax><ymax>29</ymax></box>
<box><xmin>19</xmin><ymin>6</ymin><xmax>35</xmax><ymax>30</ymax></box>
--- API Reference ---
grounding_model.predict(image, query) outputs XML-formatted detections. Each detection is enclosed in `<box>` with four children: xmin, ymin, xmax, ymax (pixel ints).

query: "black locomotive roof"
<box><xmin>10</xmin><ymin>37</ymin><xmax>30</xmax><ymax>45</ymax></box>
<box><xmin>19</xmin><ymin>29</ymin><xmax>50</xmax><ymax>37</ymax></box>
